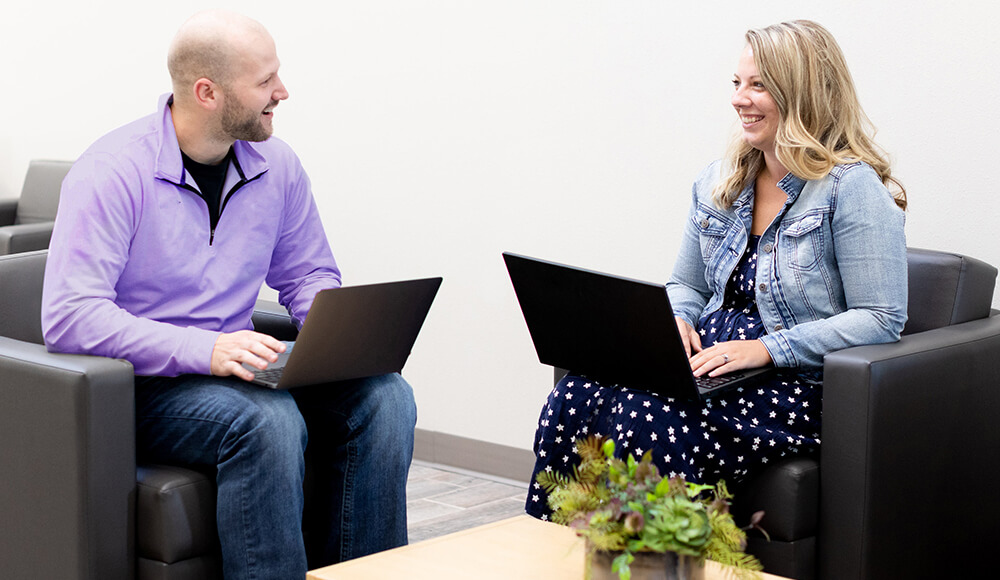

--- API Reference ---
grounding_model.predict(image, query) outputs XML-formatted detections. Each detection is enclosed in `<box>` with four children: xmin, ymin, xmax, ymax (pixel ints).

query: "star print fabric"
<box><xmin>525</xmin><ymin>236</ymin><xmax>822</xmax><ymax>520</ymax></box>
<box><xmin>699</xmin><ymin>235</ymin><xmax>764</xmax><ymax>341</ymax></box>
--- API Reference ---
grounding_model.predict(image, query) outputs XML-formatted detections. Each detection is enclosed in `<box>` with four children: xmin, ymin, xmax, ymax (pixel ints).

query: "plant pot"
<box><xmin>587</xmin><ymin>548</ymin><xmax>705</xmax><ymax>580</ymax></box>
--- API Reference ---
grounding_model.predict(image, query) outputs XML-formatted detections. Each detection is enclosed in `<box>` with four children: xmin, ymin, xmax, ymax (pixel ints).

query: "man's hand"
<box><xmin>211</xmin><ymin>330</ymin><xmax>286</xmax><ymax>381</ymax></box>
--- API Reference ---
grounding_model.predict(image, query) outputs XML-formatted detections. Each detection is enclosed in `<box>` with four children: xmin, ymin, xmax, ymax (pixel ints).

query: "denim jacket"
<box><xmin>667</xmin><ymin>160</ymin><xmax>907</xmax><ymax>370</ymax></box>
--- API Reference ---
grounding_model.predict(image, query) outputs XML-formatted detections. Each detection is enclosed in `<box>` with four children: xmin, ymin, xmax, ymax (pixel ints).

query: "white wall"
<box><xmin>3</xmin><ymin>1</ymin><xmax>998</xmax><ymax>451</ymax></box>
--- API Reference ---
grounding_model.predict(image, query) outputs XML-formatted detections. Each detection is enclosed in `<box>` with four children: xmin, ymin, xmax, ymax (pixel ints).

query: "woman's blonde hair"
<box><xmin>714</xmin><ymin>20</ymin><xmax>906</xmax><ymax>210</ymax></box>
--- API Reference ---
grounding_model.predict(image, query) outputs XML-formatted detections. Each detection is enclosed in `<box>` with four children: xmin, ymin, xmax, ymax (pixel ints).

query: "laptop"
<box><xmin>502</xmin><ymin>252</ymin><xmax>774</xmax><ymax>400</ymax></box>
<box><xmin>245</xmin><ymin>277</ymin><xmax>442</xmax><ymax>389</ymax></box>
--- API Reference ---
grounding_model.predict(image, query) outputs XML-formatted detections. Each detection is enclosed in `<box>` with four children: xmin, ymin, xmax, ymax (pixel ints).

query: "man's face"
<box><xmin>218</xmin><ymin>36</ymin><xmax>288</xmax><ymax>142</ymax></box>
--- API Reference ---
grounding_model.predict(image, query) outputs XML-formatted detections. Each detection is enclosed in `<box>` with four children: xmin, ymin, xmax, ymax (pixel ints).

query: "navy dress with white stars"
<box><xmin>526</xmin><ymin>235</ymin><xmax>823</xmax><ymax>519</ymax></box>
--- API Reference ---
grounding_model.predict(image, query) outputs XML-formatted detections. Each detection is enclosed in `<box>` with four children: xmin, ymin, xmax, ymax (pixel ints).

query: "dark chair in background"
<box><xmin>0</xmin><ymin>160</ymin><xmax>73</xmax><ymax>255</ymax></box>
<box><xmin>0</xmin><ymin>250</ymin><xmax>299</xmax><ymax>580</ymax></box>
<box><xmin>558</xmin><ymin>248</ymin><xmax>1000</xmax><ymax>579</ymax></box>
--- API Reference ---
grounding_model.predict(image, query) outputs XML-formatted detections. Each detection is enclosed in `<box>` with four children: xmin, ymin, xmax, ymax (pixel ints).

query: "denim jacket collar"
<box><xmin>777</xmin><ymin>172</ymin><xmax>807</xmax><ymax>201</ymax></box>
<box><xmin>732</xmin><ymin>171</ymin><xmax>808</xmax><ymax>210</ymax></box>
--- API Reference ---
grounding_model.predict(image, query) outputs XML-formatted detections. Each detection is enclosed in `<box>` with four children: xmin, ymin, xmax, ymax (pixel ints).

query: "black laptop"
<box><xmin>245</xmin><ymin>277</ymin><xmax>442</xmax><ymax>389</ymax></box>
<box><xmin>503</xmin><ymin>252</ymin><xmax>773</xmax><ymax>400</ymax></box>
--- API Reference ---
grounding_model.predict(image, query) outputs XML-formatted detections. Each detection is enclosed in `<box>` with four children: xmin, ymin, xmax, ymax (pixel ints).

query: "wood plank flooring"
<box><xmin>406</xmin><ymin>460</ymin><xmax>529</xmax><ymax>543</ymax></box>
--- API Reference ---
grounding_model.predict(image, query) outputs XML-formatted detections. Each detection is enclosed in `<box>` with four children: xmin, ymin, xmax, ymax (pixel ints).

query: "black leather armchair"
<box><xmin>0</xmin><ymin>250</ymin><xmax>300</xmax><ymax>580</ymax></box>
<box><xmin>731</xmin><ymin>248</ymin><xmax>1000</xmax><ymax>579</ymax></box>
<box><xmin>554</xmin><ymin>248</ymin><xmax>999</xmax><ymax>579</ymax></box>
<box><xmin>0</xmin><ymin>160</ymin><xmax>72</xmax><ymax>254</ymax></box>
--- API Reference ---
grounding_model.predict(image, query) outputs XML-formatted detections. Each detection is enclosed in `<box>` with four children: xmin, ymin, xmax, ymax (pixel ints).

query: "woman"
<box><xmin>526</xmin><ymin>20</ymin><xmax>907</xmax><ymax>520</ymax></box>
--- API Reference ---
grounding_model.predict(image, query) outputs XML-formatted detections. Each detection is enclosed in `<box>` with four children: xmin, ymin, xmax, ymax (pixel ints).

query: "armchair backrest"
<box><xmin>16</xmin><ymin>160</ymin><xmax>73</xmax><ymax>225</ymax></box>
<box><xmin>903</xmin><ymin>247</ymin><xmax>998</xmax><ymax>335</ymax></box>
<box><xmin>0</xmin><ymin>250</ymin><xmax>46</xmax><ymax>344</ymax></box>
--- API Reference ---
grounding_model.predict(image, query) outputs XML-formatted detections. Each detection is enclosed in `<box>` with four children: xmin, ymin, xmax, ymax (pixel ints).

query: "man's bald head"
<box><xmin>167</xmin><ymin>10</ymin><xmax>271</xmax><ymax>101</ymax></box>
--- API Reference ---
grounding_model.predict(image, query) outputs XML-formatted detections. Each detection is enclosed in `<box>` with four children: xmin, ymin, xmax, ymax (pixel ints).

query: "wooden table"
<box><xmin>307</xmin><ymin>515</ymin><xmax>791</xmax><ymax>579</ymax></box>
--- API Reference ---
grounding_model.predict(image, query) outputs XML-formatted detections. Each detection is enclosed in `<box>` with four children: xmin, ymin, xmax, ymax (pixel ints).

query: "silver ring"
<box><xmin>722</xmin><ymin>353</ymin><xmax>730</xmax><ymax>363</ymax></box>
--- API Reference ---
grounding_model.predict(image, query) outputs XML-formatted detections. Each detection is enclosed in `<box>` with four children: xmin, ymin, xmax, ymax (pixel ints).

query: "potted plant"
<box><xmin>536</xmin><ymin>435</ymin><xmax>765</xmax><ymax>580</ymax></box>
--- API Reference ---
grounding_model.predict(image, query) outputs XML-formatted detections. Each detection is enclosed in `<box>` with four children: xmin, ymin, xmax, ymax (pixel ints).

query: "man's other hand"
<box><xmin>211</xmin><ymin>330</ymin><xmax>286</xmax><ymax>381</ymax></box>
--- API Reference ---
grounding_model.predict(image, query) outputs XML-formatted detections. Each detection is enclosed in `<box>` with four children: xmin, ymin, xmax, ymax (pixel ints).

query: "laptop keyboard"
<box><xmin>254</xmin><ymin>366</ymin><xmax>285</xmax><ymax>384</ymax></box>
<box><xmin>695</xmin><ymin>372</ymin><xmax>747</xmax><ymax>392</ymax></box>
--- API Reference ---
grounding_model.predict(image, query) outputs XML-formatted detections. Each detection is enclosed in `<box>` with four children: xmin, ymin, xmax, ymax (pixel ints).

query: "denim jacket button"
<box><xmin>700</xmin><ymin>219</ymin><xmax>710</xmax><ymax>229</ymax></box>
<box><xmin>758</xmin><ymin>283</ymin><xmax>768</xmax><ymax>293</ymax></box>
<box><xmin>774</xmin><ymin>324</ymin><xmax>784</xmax><ymax>331</ymax></box>
<box><xmin>763</xmin><ymin>242</ymin><xmax>773</xmax><ymax>253</ymax></box>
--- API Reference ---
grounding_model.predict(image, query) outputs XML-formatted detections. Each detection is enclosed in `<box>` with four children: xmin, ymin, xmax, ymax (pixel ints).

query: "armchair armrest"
<box><xmin>0</xmin><ymin>221</ymin><xmax>55</xmax><ymax>254</ymax></box>
<box><xmin>819</xmin><ymin>314</ymin><xmax>1000</xmax><ymax>579</ymax></box>
<box><xmin>252</xmin><ymin>299</ymin><xmax>299</xmax><ymax>341</ymax></box>
<box><xmin>0</xmin><ymin>198</ymin><xmax>17</xmax><ymax>226</ymax></box>
<box><xmin>0</xmin><ymin>338</ymin><xmax>136</xmax><ymax>580</ymax></box>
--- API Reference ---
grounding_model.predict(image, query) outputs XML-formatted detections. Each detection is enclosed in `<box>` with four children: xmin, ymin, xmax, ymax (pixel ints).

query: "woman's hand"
<box><xmin>675</xmin><ymin>317</ymin><xmax>703</xmax><ymax>357</ymax></box>
<box><xmin>689</xmin><ymin>339</ymin><xmax>773</xmax><ymax>377</ymax></box>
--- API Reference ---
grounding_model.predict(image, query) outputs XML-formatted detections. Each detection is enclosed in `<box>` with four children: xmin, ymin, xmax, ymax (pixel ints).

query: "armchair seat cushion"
<box><xmin>733</xmin><ymin>457</ymin><xmax>819</xmax><ymax>580</ymax></box>
<box><xmin>733</xmin><ymin>456</ymin><xmax>819</xmax><ymax>542</ymax></box>
<box><xmin>137</xmin><ymin>555</ymin><xmax>221</xmax><ymax>580</ymax></box>
<box><xmin>136</xmin><ymin>465</ymin><xmax>220</xmax><ymax>578</ymax></box>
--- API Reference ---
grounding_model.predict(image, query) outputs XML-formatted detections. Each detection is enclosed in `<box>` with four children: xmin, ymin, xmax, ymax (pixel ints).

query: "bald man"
<box><xmin>42</xmin><ymin>10</ymin><xmax>416</xmax><ymax>579</ymax></box>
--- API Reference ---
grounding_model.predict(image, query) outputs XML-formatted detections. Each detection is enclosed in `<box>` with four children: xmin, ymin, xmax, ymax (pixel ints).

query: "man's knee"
<box><xmin>226</xmin><ymin>392</ymin><xmax>308</xmax><ymax>459</ymax></box>
<box><xmin>368</xmin><ymin>373</ymin><xmax>417</xmax><ymax>428</ymax></box>
<box><xmin>348</xmin><ymin>374</ymin><xmax>416</xmax><ymax>451</ymax></box>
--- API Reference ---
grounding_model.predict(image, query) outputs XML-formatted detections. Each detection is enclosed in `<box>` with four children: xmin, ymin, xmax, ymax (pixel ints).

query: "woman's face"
<box><xmin>732</xmin><ymin>46</ymin><xmax>780</xmax><ymax>156</ymax></box>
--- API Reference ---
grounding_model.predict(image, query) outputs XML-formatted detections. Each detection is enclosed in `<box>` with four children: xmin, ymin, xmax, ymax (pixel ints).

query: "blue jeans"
<box><xmin>135</xmin><ymin>372</ymin><xmax>417</xmax><ymax>579</ymax></box>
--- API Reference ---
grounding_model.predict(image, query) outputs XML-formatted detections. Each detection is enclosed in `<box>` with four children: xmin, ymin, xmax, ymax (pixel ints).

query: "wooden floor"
<box><xmin>406</xmin><ymin>460</ymin><xmax>529</xmax><ymax>543</ymax></box>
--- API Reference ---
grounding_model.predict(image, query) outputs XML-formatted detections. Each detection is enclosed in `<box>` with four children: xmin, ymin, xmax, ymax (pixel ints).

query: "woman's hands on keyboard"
<box><xmin>689</xmin><ymin>339</ymin><xmax>773</xmax><ymax>378</ymax></box>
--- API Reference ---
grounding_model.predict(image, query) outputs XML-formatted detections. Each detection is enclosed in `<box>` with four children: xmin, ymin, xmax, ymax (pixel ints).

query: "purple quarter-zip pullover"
<box><xmin>41</xmin><ymin>94</ymin><xmax>342</xmax><ymax>376</ymax></box>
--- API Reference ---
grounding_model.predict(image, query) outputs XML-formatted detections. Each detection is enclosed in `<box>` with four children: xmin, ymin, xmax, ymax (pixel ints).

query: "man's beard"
<box><xmin>219</xmin><ymin>97</ymin><xmax>276</xmax><ymax>142</ymax></box>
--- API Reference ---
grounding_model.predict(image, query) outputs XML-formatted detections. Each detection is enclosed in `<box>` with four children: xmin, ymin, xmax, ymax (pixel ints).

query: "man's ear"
<box><xmin>193</xmin><ymin>78</ymin><xmax>221</xmax><ymax>110</ymax></box>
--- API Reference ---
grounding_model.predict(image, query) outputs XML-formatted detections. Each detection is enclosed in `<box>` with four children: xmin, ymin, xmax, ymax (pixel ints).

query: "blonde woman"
<box><xmin>527</xmin><ymin>20</ymin><xmax>907</xmax><ymax>520</ymax></box>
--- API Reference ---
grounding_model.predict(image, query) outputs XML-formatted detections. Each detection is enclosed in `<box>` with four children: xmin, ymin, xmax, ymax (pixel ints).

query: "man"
<box><xmin>41</xmin><ymin>10</ymin><xmax>416</xmax><ymax>579</ymax></box>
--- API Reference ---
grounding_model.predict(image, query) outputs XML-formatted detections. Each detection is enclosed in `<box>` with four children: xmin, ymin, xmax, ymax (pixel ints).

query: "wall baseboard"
<box><xmin>413</xmin><ymin>428</ymin><xmax>535</xmax><ymax>483</ymax></box>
